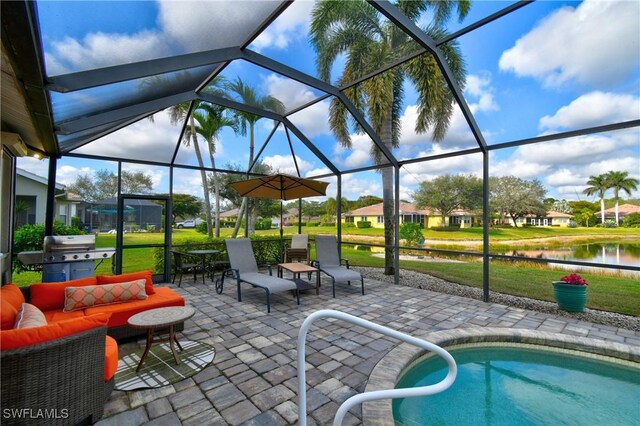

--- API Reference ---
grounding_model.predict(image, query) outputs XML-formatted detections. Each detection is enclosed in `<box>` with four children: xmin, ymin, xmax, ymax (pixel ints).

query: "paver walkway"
<box><xmin>97</xmin><ymin>274</ymin><xmax>640</xmax><ymax>426</ymax></box>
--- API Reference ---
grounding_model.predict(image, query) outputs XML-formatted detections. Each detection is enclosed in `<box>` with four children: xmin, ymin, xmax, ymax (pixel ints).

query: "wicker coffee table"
<box><xmin>128</xmin><ymin>306</ymin><xmax>196</xmax><ymax>372</ymax></box>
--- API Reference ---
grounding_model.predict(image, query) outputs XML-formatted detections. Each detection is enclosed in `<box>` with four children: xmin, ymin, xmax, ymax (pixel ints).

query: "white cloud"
<box><xmin>172</xmin><ymin>169</ymin><xmax>206</xmax><ymax>197</ymax></box>
<box><xmin>264</xmin><ymin>74</ymin><xmax>331</xmax><ymax>137</ymax></box>
<box><xmin>251</xmin><ymin>0</ymin><xmax>315</xmax><ymax>50</ymax></box>
<box><xmin>539</xmin><ymin>92</ymin><xmax>640</xmax><ymax>131</ymax></box>
<box><xmin>499</xmin><ymin>0</ymin><xmax>640</xmax><ymax>87</ymax></box>
<box><xmin>341</xmin><ymin>134</ymin><xmax>373</xmax><ymax>168</ymax></box>
<box><xmin>401</xmin><ymin>147</ymin><xmax>483</xmax><ymax>185</ymax></box>
<box><xmin>73</xmin><ymin>110</ymin><xmax>181</xmax><ymax>163</ymax></box>
<box><xmin>261</xmin><ymin>154</ymin><xmax>313</xmax><ymax>175</ymax></box>
<box><xmin>47</xmin><ymin>32</ymin><xmax>168</xmax><ymax>75</ymax></box>
<box><xmin>44</xmin><ymin>0</ymin><xmax>288</xmax><ymax>74</ymax></box>
<box><xmin>398</xmin><ymin>73</ymin><xmax>498</xmax><ymax>152</ymax></box>
<box><xmin>55</xmin><ymin>165</ymin><xmax>95</xmax><ymax>186</ymax></box>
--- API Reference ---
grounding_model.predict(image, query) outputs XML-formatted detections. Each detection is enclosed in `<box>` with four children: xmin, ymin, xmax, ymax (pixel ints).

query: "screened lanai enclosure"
<box><xmin>1</xmin><ymin>1</ymin><xmax>638</xmax><ymax>294</ymax></box>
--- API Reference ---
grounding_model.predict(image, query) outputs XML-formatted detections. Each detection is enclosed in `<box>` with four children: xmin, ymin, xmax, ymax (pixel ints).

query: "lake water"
<box><xmin>503</xmin><ymin>243</ymin><xmax>640</xmax><ymax>268</ymax></box>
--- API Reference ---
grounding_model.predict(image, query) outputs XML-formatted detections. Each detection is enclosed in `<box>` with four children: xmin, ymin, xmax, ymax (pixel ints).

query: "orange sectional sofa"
<box><xmin>0</xmin><ymin>271</ymin><xmax>185</xmax><ymax>425</ymax></box>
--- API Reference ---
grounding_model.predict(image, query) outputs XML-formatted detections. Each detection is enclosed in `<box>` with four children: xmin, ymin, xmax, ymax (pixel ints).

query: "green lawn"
<box><xmin>10</xmin><ymin>227</ymin><xmax>639</xmax><ymax>316</ymax></box>
<box><xmin>337</xmin><ymin>246</ymin><xmax>639</xmax><ymax>316</ymax></box>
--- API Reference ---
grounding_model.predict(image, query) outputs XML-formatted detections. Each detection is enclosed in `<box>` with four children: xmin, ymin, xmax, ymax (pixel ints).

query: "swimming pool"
<box><xmin>393</xmin><ymin>343</ymin><xmax>640</xmax><ymax>425</ymax></box>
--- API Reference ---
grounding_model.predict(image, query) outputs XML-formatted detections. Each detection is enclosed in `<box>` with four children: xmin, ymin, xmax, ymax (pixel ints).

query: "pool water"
<box><xmin>393</xmin><ymin>344</ymin><xmax>640</xmax><ymax>426</ymax></box>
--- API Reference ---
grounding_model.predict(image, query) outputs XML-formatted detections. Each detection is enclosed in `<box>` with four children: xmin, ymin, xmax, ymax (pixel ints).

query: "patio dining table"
<box><xmin>187</xmin><ymin>249</ymin><xmax>220</xmax><ymax>285</ymax></box>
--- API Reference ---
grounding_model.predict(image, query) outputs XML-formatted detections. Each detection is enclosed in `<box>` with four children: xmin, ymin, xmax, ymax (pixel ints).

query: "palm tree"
<box><xmin>224</xmin><ymin>78</ymin><xmax>285</xmax><ymax>236</ymax></box>
<box><xmin>191</xmin><ymin>103</ymin><xmax>238</xmax><ymax>237</ymax></box>
<box><xmin>310</xmin><ymin>0</ymin><xmax>469</xmax><ymax>274</ymax></box>
<box><xmin>169</xmin><ymin>101</ymin><xmax>215</xmax><ymax>237</ymax></box>
<box><xmin>605</xmin><ymin>170</ymin><xmax>639</xmax><ymax>224</ymax></box>
<box><xmin>582</xmin><ymin>174</ymin><xmax>609</xmax><ymax>224</ymax></box>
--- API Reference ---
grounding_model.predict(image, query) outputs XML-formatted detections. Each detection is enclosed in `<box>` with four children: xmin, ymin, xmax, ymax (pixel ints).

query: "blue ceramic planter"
<box><xmin>552</xmin><ymin>281</ymin><xmax>587</xmax><ymax>312</ymax></box>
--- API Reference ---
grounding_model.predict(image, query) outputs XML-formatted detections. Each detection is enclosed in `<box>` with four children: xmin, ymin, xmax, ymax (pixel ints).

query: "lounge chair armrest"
<box><xmin>341</xmin><ymin>258</ymin><xmax>351</xmax><ymax>269</ymax></box>
<box><xmin>230</xmin><ymin>268</ymin><xmax>241</xmax><ymax>279</ymax></box>
<box><xmin>257</xmin><ymin>263</ymin><xmax>272</xmax><ymax>275</ymax></box>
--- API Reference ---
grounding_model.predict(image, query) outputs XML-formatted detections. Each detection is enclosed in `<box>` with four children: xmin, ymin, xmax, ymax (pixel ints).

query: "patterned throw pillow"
<box><xmin>63</xmin><ymin>279</ymin><xmax>148</xmax><ymax>312</ymax></box>
<box><xmin>14</xmin><ymin>303</ymin><xmax>47</xmax><ymax>329</ymax></box>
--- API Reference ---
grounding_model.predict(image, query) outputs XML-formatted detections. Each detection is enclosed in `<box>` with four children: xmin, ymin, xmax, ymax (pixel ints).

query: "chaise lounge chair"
<box><xmin>314</xmin><ymin>235</ymin><xmax>364</xmax><ymax>298</ymax></box>
<box><xmin>225</xmin><ymin>238</ymin><xmax>299</xmax><ymax>313</ymax></box>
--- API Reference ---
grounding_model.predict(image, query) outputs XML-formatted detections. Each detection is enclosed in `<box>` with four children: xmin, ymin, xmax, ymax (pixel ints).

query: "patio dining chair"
<box><xmin>314</xmin><ymin>235</ymin><xmax>364</xmax><ymax>298</ymax></box>
<box><xmin>225</xmin><ymin>238</ymin><xmax>299</xmax><ymax>313</ymax></box>
<box><xmin>285</xmin><ymin>233</ymin><xmax>310</xmax><ymax>263</ymax></box>
<box><xmin>171</xmin><ymin>251</ymin><xmax>201</xmax><ymax>287</ymax></box>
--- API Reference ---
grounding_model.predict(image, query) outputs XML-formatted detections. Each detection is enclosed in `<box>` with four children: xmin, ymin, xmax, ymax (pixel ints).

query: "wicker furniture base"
<box><xmin>1</xmin><ymin>326</ymin><xmax>113</xmax><ymax>426</ymax></box>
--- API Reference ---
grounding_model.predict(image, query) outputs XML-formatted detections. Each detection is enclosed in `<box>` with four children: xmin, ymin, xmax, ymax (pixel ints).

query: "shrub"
<box><xmin>602</xmin><ymin>220</ymin><xmax>617</xmax><ymax>228</ymax></box>
<box><xmin>307</xmin><ymin>222</ymin><xmax>320</xmax><ymax>227</ymax></box>
<box><xmin>567</xmin><ymin>220</ymin><xmax>578</xmax><ymax>228</ymax></box>
<box><xmin>71</xmin><ymin>216</ymin><xmax>81</xmax><ymax>228</ymax></box>
<box><xmin>292</xmin><ymin>222</ymin><xmax>308</xmax><ymax>227</ymax></box>
<box><xmin>356</xmin><ymin>221</ymin><xmax>371</xmax><ymax>229</ymax></box>
<box><xmin>255</xmin><ymin>218</ymin><xmax>272</xmax><ymax>230</ymax></box>
<box><xmin>622</xmin><ymin>212</ymin><xmax>640</xmax><ymax>227</ymax></box>
<box><xmin>195</xmin><ymin>221</ymin><xmax>208</xmax><ymax>234</ymax></box>
<box><xmin>13</xmin><ymin>222</ymin><xmax>84</xmax><ymax>273</ymax></box>
<box><xmin>320</xmin><ymin>222</ymin><xmax>336</xmax><ymax>227</ymax></box>
<box><xmin>343</xmin><ymin>223</ymin><xmax>356</xmax><ymax>228</ymax></box>
<box><xmin>400</xmin><ymin>222</ymin><xmax>424</xmax><ymax>246</ymax></box>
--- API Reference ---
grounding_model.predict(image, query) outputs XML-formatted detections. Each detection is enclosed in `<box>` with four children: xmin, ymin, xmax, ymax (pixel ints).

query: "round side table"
<box><xmin>128</xmin><ymin>306</ymin><xmax>196</xmax><ymax>372</ymax></box>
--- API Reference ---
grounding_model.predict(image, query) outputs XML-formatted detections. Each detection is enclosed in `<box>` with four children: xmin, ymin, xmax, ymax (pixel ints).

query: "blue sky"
<box><xmin>19</xmin><ymin>0</ymin><xmax>640</xmax><ymax>205</ymax></box>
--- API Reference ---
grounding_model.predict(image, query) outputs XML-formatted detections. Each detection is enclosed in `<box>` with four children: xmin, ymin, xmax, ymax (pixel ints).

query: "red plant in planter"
<box><xmin>559</xmin><ymin>273</ymin><xmax>588</xmax><ymax>286</ymax></box>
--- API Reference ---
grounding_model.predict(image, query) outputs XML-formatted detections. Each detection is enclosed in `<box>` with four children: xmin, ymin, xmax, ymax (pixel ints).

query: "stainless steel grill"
<box><xmin>17</xmin><ymin>235</ymin><xmax>115</xmax><ymax>282</ymax></box>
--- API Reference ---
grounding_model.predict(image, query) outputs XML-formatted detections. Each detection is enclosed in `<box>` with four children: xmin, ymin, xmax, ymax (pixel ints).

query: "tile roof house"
<box><xmin>342</xmin><ymin>202</ymin><xmax>475</xmax><ymax>228</ymax></box>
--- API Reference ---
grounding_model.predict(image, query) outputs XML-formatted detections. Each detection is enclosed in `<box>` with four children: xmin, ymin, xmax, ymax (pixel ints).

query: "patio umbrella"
<box><xmin>229</xmin><ymin>173</ymin><xmax>329</xmax><ymax>201</ymax></box>
<box><xmin>229</xmin><ymin>173</ymin><xmax>329</xmax><ymax>240</ymax></box>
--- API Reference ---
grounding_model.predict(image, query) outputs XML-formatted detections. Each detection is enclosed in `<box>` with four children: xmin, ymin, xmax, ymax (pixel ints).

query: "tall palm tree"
<box><xmin>169</xmin><ymin>101</ymin><xmax>215</xmax><ymax>237</ymax></box>
<box><xmin>605</xmin><ymin>170</ymin><xmax>639</xmax><ymax>224</ymax></box>
<box><xmin>582</xmin><ymin>174</ymin><xmax>609</xmax><ymax>224</ymax></box>
<box><xmin>224</xmin><ymin>78</ymin><xmax>285</xmax><ymax>236</ymax></box>
<box><xmin>191</xmin><ymin>103</ymin><xmax>238</xmax><ymax>237</ymax></box>
<box><xmin>310</xmin><ymin>0</ymin><xmax>469</xmax><ymax>274</ymax></box>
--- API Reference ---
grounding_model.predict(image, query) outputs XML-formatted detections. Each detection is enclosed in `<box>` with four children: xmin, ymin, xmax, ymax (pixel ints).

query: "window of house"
<box><xmin>377</xmin><ymin>216</ymin><xmax>384</xmax><ymax>224</ymax></box>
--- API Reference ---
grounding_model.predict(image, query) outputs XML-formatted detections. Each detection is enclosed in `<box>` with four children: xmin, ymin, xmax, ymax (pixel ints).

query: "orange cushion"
<box><xmin>97</xmin><ymin>270</ymin><xmax>155</xmax><ymax>295</ymax></box>
<box><xmin>43</xmin><ymin>309</ymin><xmax>86</xmax><ymax>323</ymax></box>
<box><xmin>85</xmin><ymin>287</ymin><xmax>184</xmax><ymax>328</ymax></box>
<box><xmin>104</xmin><ymin>336</ymin><xmax>118</xmax><ymax>382</ymax></box>
<box><xmin>1</xmin><ymin>284</ymin><xmax>25</xmax><ymax>330</ymax></box>
<box><xmin>64</xmin><ymin>279</ymin><xmax>148</xmax><ymax>312</ymax></box>
<box><xmin>29</xmin><ymin>277</ymin><xmax>97</xmax><ymax>311</ymax></box>
<box><xmin>0</xmin><ymin>313</ymin><xmax>110</xmax><ymax>351</ymax></box>
<box><xmin>14</xmin><ymin>303</ymin><xmax>47</xmax><ymax>328</ymax></box>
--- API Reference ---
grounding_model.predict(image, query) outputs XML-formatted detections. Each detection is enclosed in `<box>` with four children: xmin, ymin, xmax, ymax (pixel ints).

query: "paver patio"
<box><xmin>97</xmin><ymin>274</ymin><xmax>640</xmax><ymax>425</ymax></box>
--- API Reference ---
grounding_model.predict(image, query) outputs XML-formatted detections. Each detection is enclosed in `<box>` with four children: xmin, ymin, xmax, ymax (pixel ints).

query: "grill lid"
<box><xmin>43</xmin><ymin>235</ymin><xmax>95</xmax><ymax>252</ymax></box>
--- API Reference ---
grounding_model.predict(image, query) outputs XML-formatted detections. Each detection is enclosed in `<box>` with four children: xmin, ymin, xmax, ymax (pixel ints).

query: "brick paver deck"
<box><xmin>97</xmin><ymin>275</ymin><xmax>640</xmax><ymax>425</ymax></box>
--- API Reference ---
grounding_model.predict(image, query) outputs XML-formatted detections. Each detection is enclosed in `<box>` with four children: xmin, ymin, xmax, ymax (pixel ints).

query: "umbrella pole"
<box><xmin>280</xmin><ymin>201</ymin><xmax>284</xmax><ymax>239</ymax></box>
<box><xmin>280</xmin><ymin>201</ymin><xmax>284</xmax><ymax>262</ymax></box>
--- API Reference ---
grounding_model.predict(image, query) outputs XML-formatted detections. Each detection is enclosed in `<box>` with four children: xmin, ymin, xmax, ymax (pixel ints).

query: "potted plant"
<box><xmin>552</xmin><ymin>273</ymin><xmax>588</xmax><ymax>312</ymax></box>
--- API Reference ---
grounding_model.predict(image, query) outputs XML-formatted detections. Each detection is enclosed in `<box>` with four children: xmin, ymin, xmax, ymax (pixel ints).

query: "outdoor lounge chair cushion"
<box><xmin>1</xmin><ymin>284</ymin><xmax>25</xmax><ymax>329</ymax></box>
<box><xmin>104</xmin><ymin>335</ymin><xmax>118</xmax><ymax>381</ymax></box>
<box><xmin>84</xmin><ymin>286</ymin><xmax>185</xmax><ymax>328</ymax></box>
<box><xmin>0</xmin><ymin>312</ymin><xmax>111</xmax><ymax>350</ymax></box>
<box><xmin>317</xmin><ymin>265</ymin><xmax>362</xmax><ymax>283</ymax></box>
<box><xmin>63</xmin><ymin>279</ymin><xmax>148</xmax><ymax>312</ymax></box>
<box><xmin>97</xmin><ymin>269</ymin><xmax>155</xmax><ymax>295</ymax></box>
<box><xmin>238</xmin><ymin>272</ymin><xmax>298</xmax><ymax>293</ymax></box>
<box><xmin>14</xmin><ymin>303</ymin><xmax>47</xmax><ymax>328</ymax></box>
<box><xmin>30</xmin><ymin>277</ymin><xmax>98</xmax><ymax>311</ymax></box>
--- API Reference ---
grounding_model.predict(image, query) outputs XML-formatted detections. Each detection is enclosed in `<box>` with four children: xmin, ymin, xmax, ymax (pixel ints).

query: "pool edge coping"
<box><xmin>362</xmin><ymin>328</ymin><xmax>640</xmax><ymax>426</ymax></box>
